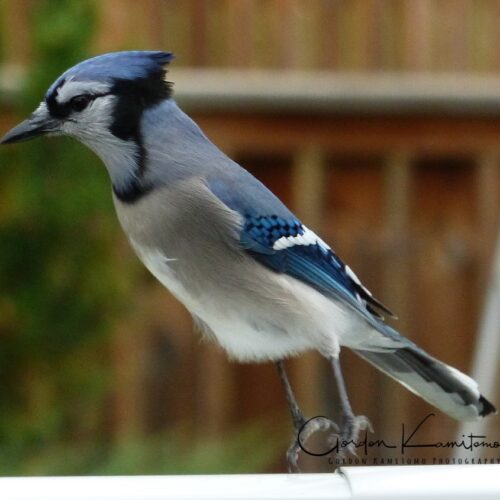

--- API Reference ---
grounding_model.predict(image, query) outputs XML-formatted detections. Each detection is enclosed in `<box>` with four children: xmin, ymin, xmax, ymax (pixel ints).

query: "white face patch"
<box><xmin>272</xmin><ymin>225</ymin><xmax>330</xmax><ymax>251</ymax></box>
<box><xmin>54</xmin><ymin>78</ymin><xmax>111</xmax><ymax>104</ymax></box>
<box><xmin>58</xmin><ymin>93</ymin><xmax>141</xmax><ymax>193</ymax></box>
<box><xmin>59</xmin><ymin>93</ymin><xmax>121</xmax><ymax>148</ymax></box>
<box><xmin>60</xmin><ymin>94</ymin><xmax>116</xmax><ymax>136</ymax></box>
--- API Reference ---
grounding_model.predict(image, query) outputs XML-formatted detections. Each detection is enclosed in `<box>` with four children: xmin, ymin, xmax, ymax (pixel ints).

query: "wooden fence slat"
<box><xmin>403</xmin><ymin>0</ymin><xmax>433</xmax><ymax>71</ymax></box>
<box><xmin>379</xmin><ymin>151</ymin><xmax>413</xmax><ymax>436</ymax></box>
<box><xmin>476</xmin><ymin>151</ymin><xmax>500</xmax><ymax>286</ymax></box>
<box><xmin>2</xmin><ymin>0</ymin><xmax>32</xmax><ymax>65</ymax></box>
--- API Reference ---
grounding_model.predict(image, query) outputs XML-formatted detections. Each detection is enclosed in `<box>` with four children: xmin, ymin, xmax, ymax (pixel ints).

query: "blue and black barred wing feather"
<box><xmin>240</xmin><ymin>214</ymin><xmax>395</xmax><ymax>323</ymax></box>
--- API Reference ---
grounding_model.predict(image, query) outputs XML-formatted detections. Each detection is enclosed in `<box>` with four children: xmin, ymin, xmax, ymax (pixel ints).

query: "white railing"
<box><xmin>0</xmin><ymin>465</ymin><xmax>499</xmax><ymax>500</ymax></box>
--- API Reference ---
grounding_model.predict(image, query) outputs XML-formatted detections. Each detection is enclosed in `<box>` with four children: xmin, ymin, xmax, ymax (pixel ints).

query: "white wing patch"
<box><xmin>272</xmin><ymin>225</ymin><xmax>330</xmax><ymax>251</ymax></box>
<box><xmin>344</xmin><ymin>265</ymin><xmax>361</xmax><ymax>285</ymax></box>
<box><xmin>346</xmin><ymin>264</ymin><xmax>373</xmax><ymax>296</ymax></box>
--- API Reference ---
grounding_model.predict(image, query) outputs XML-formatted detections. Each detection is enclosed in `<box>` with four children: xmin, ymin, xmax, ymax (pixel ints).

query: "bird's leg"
<box><xmin>277</xmin><ymin>360</ymin><xmax>305</xmax><ymax>430</ymax></box>
<box><xmin>329</xmin><ymin>356</ymin><xmax>373</xmax><ymax>456</ymax></box>
<box><xmin>276</xmin><ymin>361</ymin><xmax>338</xmax><ymax>472</ymax></box>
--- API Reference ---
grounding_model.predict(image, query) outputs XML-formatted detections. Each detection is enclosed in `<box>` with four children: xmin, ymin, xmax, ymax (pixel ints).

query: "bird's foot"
<box><xmin>286</xmin><ymin>416</ymin><xmax>339</xmax><ymax>472</ymax></box>
<box><xmin>331</xmin><ymin>414</ymin><xmax>373</xmax><ymax>457</ymax></box>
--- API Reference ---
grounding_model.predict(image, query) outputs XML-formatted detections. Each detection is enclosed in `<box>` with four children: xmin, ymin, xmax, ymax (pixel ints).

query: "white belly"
<box><xmin>129</xmin><ymin>237</ymin><xmax>401</xmax><ymax>362</ymax></box>
<box><xmin>129</xmin><ymin>240</ymin><xmax>339</xmax><ymax>361</ymax></box>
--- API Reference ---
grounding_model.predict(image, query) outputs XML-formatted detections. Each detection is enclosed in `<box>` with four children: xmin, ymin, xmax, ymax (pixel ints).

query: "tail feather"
<box><xmin>354</xmin><ymin>345</ymin><xmax>496</xmax><ymax>421</ymax></box>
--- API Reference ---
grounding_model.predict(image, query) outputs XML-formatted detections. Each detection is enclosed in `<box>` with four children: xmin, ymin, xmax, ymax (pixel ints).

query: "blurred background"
<box><xmin>0</xmin><ymin>0</ymin><xmax>499</xmax><ymax>474</ymax></box>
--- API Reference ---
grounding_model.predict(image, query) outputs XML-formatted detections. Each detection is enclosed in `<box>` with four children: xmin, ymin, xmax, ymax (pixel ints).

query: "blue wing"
<box><xmin>240</xmin><ymin>213</ymin><xmax>394</xmax><ymax>322</ymax></box>
<box><xmin>207</xmin><ymin>168</ymin><xmax>394</xmax><ymax>325</ymax></box>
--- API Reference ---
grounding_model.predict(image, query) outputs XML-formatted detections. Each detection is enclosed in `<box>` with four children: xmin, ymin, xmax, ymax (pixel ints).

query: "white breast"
<box><xmin>128</xmin><ymin>239</ymin><xmax>331</xmax><ymax>360</ymax></box>
<box><xmin>129</xmin><ymin>240</ymin><xmax>196</xmax><ymax>309</ymax></box>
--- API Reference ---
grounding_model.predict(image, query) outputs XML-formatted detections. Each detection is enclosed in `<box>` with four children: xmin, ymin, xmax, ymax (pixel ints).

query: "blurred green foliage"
<box><xmin>0</xmin><ymin>0</ymin><xmax>280</xmax><ymax>475</ymax></box>
<box><xmin>0</xmin><ymin>0</ymin><xmax>130</xmax><ymax>471</ymax></box>
<box><xmin>0</xmin><ymin>421</ymin><xmax>282</xmax><ymax>476</ymax></box>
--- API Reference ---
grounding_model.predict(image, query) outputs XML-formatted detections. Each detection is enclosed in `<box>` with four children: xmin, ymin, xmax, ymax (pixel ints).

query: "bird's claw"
<box><xmin>286</xmin><ymin>416</ymin><xmax>339</xmax><ymax>472</ymax></box>
<box><xmin>336</xmin><ymin>414</ymin><xmax>373</xmax><ymax>457</ymax></box>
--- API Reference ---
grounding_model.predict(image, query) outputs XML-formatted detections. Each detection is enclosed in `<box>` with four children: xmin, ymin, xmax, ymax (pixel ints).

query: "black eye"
<box><xmin>69</xmin><ymin>94</ymin><xmax>92</xmax><ymax>112</ymax></box>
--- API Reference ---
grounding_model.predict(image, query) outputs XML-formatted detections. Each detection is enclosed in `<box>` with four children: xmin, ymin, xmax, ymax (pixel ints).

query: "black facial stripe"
<box><xmin>46</xmin><ymin>78</ymin><xmax>68</xmax><ymax>118</ymax></box>
<box><xmin>108</xmin><ymin>69</ymin><xmax>172</xmax><ymax>142</ymax></box>
<box><xmin>111</xmin><ymin>137</ymin><xmax>151</xmax><ymax>204</ymax></box>
<box><xmin>108</xmin><ymin>69</ymin><xmax>172</xmax><ymax>204</ymax></box>
<box><xmin>112</xmin><ymin>177</ymin><xmax>153</xmax><ymax>203</ymax></box>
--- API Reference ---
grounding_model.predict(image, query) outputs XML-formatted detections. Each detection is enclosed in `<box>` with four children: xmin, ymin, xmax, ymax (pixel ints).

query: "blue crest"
<box><xmin>46</xmin><ymin>51</ymin><xmax>174</xmax><ymax>98</ymax></box>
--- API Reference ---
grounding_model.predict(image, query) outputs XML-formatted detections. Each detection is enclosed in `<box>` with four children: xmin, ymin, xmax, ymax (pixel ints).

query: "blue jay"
<box><xmin>1</xmin><ymin>51</ymin><xmax>496</xmax><ymax>470</ymax></box>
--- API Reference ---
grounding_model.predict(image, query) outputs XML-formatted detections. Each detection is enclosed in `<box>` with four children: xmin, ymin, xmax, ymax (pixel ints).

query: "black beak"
<box><xmin>0</xmin><ymin>105</ymin><xmax>59</xmax><ymax>145</ymax></box>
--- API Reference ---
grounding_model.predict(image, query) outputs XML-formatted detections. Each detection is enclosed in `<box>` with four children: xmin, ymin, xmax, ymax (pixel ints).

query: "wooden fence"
<box><xmin>4</xmin><ymin>0</ymin><xmax>500</xmax><ymax>73</ymax></box>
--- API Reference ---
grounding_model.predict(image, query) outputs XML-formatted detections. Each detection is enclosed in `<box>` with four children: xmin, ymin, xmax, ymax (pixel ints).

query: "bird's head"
<box><xmin>1</xmin><ymin>51</ymin><xmax>174</xmax><ymax>146</ymax></box>
<box><xmin>1</xmin><ymin>51</ymin><xmax>175</xmax><ymax>201</ymax></box>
